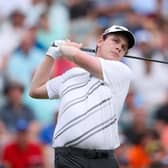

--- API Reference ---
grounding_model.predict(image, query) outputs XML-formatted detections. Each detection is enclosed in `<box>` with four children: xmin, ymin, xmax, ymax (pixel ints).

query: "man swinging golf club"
<box><xmin>29</xmin><ymin>25</ymin><xmax>135</xmax><ymax>168</ymax></box>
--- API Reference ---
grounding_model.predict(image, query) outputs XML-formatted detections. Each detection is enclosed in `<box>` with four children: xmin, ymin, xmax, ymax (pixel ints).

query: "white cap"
<box><xmin>102</xmin><ymin>25</ymin><xmax>135</xmax><ymax>49</ymax></box>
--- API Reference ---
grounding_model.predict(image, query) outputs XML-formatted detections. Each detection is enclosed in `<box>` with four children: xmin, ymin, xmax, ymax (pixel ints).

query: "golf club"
<box><xmin>81</xmin><ymin>48</ymin><xmax>168</xmax><ymax>64</ymax></box>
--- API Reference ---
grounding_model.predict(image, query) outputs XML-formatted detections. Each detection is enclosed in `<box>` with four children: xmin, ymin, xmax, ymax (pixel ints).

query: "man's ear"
<box><xmin>97</xmin><ymin>35</ymin><xmax>104</xmax><ymax>48</ymax></box>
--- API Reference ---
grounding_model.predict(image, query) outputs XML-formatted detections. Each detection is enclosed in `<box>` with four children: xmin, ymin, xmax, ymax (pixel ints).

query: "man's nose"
<box><xmin>116</xmin><ymin>46</ymin><xmax>121</xmax><ymax>53</ymax></box>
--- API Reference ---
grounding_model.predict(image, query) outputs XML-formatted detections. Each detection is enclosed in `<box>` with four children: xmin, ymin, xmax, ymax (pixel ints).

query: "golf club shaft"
<box><xmin>80</xmin><ymin>48</ymin><xmax>168</xmax><ymax>64</ymax></box>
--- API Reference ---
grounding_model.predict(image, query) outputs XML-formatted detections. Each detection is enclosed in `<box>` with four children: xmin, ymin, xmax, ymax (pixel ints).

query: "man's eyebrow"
<box><xmin>119</xmin><ymin>36</ymin><xmax>129</xmax><ymax>49</ymax></box>
<box><xmin>114</xmin><ymin>36</ymin><xmax>128</xmax><ymax>45</ymax></box>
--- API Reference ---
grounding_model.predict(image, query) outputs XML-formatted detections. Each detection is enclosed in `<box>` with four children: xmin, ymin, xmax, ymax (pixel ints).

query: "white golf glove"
<box><xmin>46</xmin><ymin>40</ymin><xmax>65</xmax><ymax>59</ymax></box>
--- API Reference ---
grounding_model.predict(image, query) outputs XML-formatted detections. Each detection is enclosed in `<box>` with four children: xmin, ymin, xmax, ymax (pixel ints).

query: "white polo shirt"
<box><xmin>46</xmin><ymin>58</ymin><xmax>132</xmax><ymax>150</ymax></box>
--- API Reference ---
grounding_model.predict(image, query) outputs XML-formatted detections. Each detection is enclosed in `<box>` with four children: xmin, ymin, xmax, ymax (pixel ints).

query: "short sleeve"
<box><xmin>46</xmin><ymin>76</ymin><xmax>62</xmax><ymax>99</ymax></box>
<box><xmin>99</xmin><ymin>58</ymin><xmax>133</xmax><ymax>92</ymax></box>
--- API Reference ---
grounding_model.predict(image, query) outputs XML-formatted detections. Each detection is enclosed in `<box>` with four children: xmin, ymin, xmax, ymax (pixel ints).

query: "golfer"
<box><xmin>29</xmin><ymin>25</ymin><xmax>135</xmax><ymax>168</ymax></box>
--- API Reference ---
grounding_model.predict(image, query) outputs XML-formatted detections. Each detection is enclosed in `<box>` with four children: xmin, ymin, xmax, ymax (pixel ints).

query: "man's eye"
<box><xmin>112</xmin><ymin>39</ymin><xmax>118</xmax><ymax>42</ymax></box>
<box><xmin>122</xmin><ymin>46</ymin><xmax>127</xmax><ymax>52</ymax></box>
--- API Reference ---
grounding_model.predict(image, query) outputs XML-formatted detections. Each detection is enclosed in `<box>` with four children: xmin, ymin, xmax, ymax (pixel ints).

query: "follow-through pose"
<box><xmin>29</xmin><ymin>25</ymin><xmax>135</xmax><ymax>168</ymax></box>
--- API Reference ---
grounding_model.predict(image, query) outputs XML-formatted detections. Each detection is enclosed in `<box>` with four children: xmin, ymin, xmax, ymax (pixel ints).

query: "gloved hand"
<box><xmin>46</xmin><ymin>40</ymin><xmax>65</xmax><ymax>59</ymax></box>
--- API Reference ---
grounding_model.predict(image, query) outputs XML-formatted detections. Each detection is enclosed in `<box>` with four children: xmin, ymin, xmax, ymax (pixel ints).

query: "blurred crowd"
<box><xmin>0</xmin><ymin>0</ymin><xmax>168</xmax><ymax>168</ymax></box>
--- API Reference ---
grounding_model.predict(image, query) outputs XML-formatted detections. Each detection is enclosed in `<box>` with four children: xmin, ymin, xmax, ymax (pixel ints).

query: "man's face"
<box><xmin>16</xmin><ymin>130</ymin><xmax>29</xmax><ymax>147</ymax></box>
<box><xmin>96</xmin><ymin>33</ymin><xmax>129</xmax><ymax>61</ymax></box>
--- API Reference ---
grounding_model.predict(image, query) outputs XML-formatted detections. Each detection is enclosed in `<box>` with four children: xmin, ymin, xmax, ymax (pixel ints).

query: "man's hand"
<box><xmin>59</xmin><ymin>40</ymin><xmax>82</xmax><ymax>61</ymax></box>
<box><xmin>46</xmin><ymin>40</ymin><xmax>65</xmax><ymax>59</ymax></box>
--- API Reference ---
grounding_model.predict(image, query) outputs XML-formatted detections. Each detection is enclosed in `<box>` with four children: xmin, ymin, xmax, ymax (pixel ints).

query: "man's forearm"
<box><xmin>29</xmin><ymin>40</ymin><xmax>65</xmax><ymax>98</ymax></box>
<box><xmin>29</xmin><ymin>56</ymin><xmax>54</xmax><ymax>98</ymax></box>
<box><xmin>60</xmin><ymin>45</ymin><xmax>102</xmax><ymax>79</ymax></box>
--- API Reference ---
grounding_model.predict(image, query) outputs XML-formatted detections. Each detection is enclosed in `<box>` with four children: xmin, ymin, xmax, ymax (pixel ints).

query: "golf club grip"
<box><xmin>81</xmin><ymin>48</ymin><xmax>96</xmax><ymax>53</ymax></box>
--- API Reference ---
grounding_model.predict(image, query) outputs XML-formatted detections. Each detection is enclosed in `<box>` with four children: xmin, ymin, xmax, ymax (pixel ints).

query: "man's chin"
<box><xmin>109</xmin><ymin>55</ymin><xmax>120</xmax><ymax>61</ymax></box>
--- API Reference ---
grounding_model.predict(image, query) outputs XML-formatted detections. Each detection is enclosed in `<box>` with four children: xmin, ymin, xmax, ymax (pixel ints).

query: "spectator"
<box><xmin>124</xmin><ymin>8</ymin><xmax>143</xmax><ymax>33</ymax></box>
<box><xmin>115</xmin><ymin>135</ymin><xmax>131</xmax><ymax>168</ymax></box>
<box><xmin>37</xmin><ymin>0</ymin><xmax>70</xmax><ymax>48</ymax></box>
<box><xmin>0</xmin><ymin>81</ymin><xmax>35</xmax><ymax>132</ymax></box>
<box><xmin>39</xmin><ymin>111</ymin><xmax>58</xmax><ymax>145</ymax></box>
<box><xmin>122</xmin><ymin>106</ymin><xmax>149</xmax><ymax>144</ymax></box>
<box><xmin>153</xmin><ymin>96</ymin><xmax>168</xmax><ymax>151</ymax></box>
<box><xmin>130</xmin><ymin>0</ymin><xmax>162</xmax><ymax>16</ymax></box>
<box><xmin>39</xmin><ymin>111</ymin><xmax>58</xmax><ymax>168</ymax></box>
<box><xmin>1</xmin><ymin>119</ymin><xmax>44</xmax><ymax>168</ymax></box>
<box><xmin>0</xmin><ymin>120</ymin><xmax>11</xmax><ymax>168</ymax></box>
<box><xmin>6</xmin><ymin>28</ymin><xmax>45</xmax><ymax>87</ymax></box>
<box><xmin>126</xmin><ymin>129</ymin><xmax>159</xmax><ymax>168</ymax></box>
<box><xmin>8</xmin><ymin>26</ymin><xmax>58</xmax><ymax>125</ymax></box>
<box><xmin>126</xmin><ymin>29</ymin><xmax>168</xmax><ymax>113</ymax></box>
<box><xmin>154</xmin><ymin>102</ymin><xmax>168</xmax><ymax>125</ymax></box>
<box><xmin>65</xmin><ymin>0</ymin><xmax>94</xmax><ymax>20</ymax></box>
<box><xmin>0</xmin><ymin>0</ymin><xmax>29</xmax><ymax>20</ymax></box>
<box><xmin>119</xmin><ymin>87</ymin><xmax>144</xmax><ymax>129</ymax></box>
<box><xmin>25</xmin><ymin>0</ymin><xmax>46</xmax><ymax>27</ymax></box>
<box><xmin>0</xmin><ymin>9</ymin><xmax>26</xmax><ymax>58</ymax></box>
<box><xmin>52</xmin><ymin>55</ymin><xmax>76</xmax><ymax>77</ymax></box>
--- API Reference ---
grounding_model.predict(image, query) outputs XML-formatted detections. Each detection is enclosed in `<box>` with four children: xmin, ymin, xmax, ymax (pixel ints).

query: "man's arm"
<box><xmin>29</xmin><ymin>56</ymin><xmax>54</xmax><ymax>99</ymax></box>
<box><xmin>29</xmin><ymin>40</ymin><xmax>65</xmax><ymax>99</ymax></box>
<box><xmin>29</xmin><ymin>40</ymin><xmax>103</xmax><ymax>99</ymax></box>
<box><xmin>60</xmin><ymin>41</ymin><xmax>103</xmax><ymax>79</ymax></box>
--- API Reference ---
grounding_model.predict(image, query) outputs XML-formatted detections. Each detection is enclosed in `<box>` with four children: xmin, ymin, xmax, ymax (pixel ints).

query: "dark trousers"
<box><xmin>54</xmin><ymin>147</ymin><xmax>119</xmax><ymax>168</ymax></box>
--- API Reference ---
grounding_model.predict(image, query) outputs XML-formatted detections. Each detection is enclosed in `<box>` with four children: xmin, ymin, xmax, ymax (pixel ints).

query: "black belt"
<box><xmin>54</xmin><ymin>147</ymin><xmax>114</xmax><ymax>159</ymax></box>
